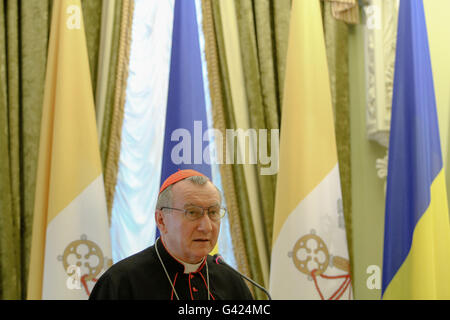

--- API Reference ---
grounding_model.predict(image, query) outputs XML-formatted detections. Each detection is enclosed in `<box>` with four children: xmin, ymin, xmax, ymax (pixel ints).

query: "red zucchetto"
<box><xmin>159</xmin><ymin>169</ymin><xmax>208</xmax><ymax>195</ymax></box>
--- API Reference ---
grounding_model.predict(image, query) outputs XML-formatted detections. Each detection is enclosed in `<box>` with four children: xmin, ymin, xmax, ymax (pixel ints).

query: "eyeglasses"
<box><xmin>160</xmin><ymin>205</ymin><xmax>226</xmax><ymax>221</ymax></box>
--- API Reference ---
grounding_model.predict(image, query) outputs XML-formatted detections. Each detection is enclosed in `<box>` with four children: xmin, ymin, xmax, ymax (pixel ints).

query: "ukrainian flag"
<box><xmin>382</xmin><ymin>0</ymin><xmax>450</xmax><ymax>299</ymax></box>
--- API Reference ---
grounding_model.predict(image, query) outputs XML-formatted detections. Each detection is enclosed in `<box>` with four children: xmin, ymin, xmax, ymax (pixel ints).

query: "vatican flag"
<box><xmin>269</xmin><ymin>0</ymin><xmax>352</xmax><ymax>300</ymax></box>
<box><xmin>27</xmin><ymin>0</ymin><xmax>112</xmax><ymax>299</ymax></box>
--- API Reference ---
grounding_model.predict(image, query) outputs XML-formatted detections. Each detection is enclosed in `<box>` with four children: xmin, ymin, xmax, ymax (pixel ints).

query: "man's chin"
<box><xmin>191</xmin><ymin>244</ymin><xmax>213</xmax><ymax>256</ymax></box>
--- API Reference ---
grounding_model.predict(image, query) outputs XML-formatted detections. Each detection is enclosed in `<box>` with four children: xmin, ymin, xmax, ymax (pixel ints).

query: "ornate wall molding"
<box><xmin>362</xmin><ymin>0</ymin><xmax>399</xmax><ymax>149</ymax></box>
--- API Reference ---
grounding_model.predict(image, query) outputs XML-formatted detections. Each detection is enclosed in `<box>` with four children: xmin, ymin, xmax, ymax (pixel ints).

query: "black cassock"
<box><xmin>89</xmin><ymin>239</ymin><xmax>254</xmax><ymax>300</ymax></box>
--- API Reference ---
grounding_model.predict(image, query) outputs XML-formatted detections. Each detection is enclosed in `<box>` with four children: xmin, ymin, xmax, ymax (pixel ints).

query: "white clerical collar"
<box><xmin>158</xmin><ymin>238</ymin><xmax>205</xmax><ymax>273</ymax></box>
<box><xmin>179</xmin><ymin>258</ymin><xmax>205</xmax><ymax>274</ymax></box>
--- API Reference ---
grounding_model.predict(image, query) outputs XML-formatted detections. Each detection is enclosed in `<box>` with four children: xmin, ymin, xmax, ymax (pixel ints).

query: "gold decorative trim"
<box><xmin>104</xmin><ymin>0</ymin><xmax>135</xmax><ymax>224</ymax></box>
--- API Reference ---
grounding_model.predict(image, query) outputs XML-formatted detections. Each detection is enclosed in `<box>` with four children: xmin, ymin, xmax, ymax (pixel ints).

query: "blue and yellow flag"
<box><xmin>382</xmin><ymin>0</ymin><xmax>450</xmax><ymax>299</ymax></box>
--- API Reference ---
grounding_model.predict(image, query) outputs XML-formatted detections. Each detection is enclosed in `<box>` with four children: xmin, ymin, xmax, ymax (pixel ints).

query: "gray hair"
<box><xmin>156</xmin><ymin>175</ymin><xmax>220</xmax><ymax>209</ymax></box>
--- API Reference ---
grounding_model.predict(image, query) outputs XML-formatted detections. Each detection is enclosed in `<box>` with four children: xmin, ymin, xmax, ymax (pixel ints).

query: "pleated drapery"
<box><xmin>322</xmin><ymin>0</ymin><xmax>354</xmax><ymax>281</ymax></box>
<box><xmin>201</xmin><ymin>0</ymin><xmax>256</xmax><ymax>297</ymax></box>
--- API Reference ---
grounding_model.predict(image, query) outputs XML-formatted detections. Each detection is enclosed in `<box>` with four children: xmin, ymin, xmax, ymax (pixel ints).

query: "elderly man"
<box><xmin>89</xmin><ymin>169</ymin><xmax>253</xmax><ymax>300</ymax></box>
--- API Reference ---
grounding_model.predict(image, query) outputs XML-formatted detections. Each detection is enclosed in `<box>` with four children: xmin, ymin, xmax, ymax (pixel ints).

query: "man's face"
<box><xmin>156</xmin><ymin>180</ymin><xmax>221</xmax><ymax>263</ymax></box>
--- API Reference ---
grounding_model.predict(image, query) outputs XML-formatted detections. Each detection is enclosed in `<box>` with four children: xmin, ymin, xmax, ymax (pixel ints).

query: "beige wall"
<box><xmin>349</xmin><ymin>19</ymin><xmax>385</xmax><ymax>299</ymax></box>
<box><xmin>349</xmin><ymin>0</ymin><xmax>450</xmax><ymax>299</ymax></box>
<box><xmin>424</xmin><ymin>0</ymin><xmax>450</xmax><ymax>202</ymax></box>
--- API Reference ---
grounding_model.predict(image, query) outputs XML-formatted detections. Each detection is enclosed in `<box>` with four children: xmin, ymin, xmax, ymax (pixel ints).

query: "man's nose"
<box><xmin>197</xmin><ymin>211</ymin><xmax>213</xmax><ymax>231</ymax></box>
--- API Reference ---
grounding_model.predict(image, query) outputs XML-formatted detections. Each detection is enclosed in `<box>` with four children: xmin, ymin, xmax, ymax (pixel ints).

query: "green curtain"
<box><xmin>0</xmin><ymin>0</ymin><xmax>104</xmax><ymax>299</ymax></box>
<box><xmin>80</xmin><ymin>0</ymin><xmax>103</xmax><ymax>96</ymax></box>
<box><xmin>206</xmin><ymin>0</ymin><xmax>264</xmax><ymax>300</ymax></box>
<box><xmin>203</xmin><ymin>0</ymin><xmax>291</xmax><ymax>299</ymax></box>
<box><xmin>99</xmin><ymin>0</ymin><xmax>123</xmax><ymax>174</ymax></box>
<box><xmin>0</xmin><ymin>0</ymin><xmax>51</xmax><ymax>300</ymax></box>
<box><xmin>322</xmin><ymin>1</ymin><xmax>354</xmax><ymax>280</ymax></box>
<box><xmin>233</xmin><ymin>0</ymin><xmax>291</xmax><ymax>255</ymax></box>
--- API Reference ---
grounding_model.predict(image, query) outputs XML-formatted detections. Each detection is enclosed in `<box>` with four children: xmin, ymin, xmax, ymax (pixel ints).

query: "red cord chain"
<box><xmin>310</xmin><ymin>269</ymin><xmax>351</xmax><ymax>300</ymax></box>
<box><xmin>81</xmin><ymin>274</ymin><xmax>97</xmax><ymax>297</ymax></box>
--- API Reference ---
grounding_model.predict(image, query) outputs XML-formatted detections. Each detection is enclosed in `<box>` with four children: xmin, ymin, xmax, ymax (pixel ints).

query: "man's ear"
<box><xmin>155</xmin><ymin>209</ymin><xmax>166</xmax><ymax>234</ymax></box>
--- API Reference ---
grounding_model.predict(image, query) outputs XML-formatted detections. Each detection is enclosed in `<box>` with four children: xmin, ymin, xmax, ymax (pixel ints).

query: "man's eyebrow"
<box><xmin>184</xmin><ymin>202</ymin><xmax>220</xmax><ymax>207</ymax></box>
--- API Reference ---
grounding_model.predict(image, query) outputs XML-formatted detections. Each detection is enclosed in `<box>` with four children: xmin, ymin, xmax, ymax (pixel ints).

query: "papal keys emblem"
<box><xmin>288</xmin><ymin>230</ymin><xmax>352</xmax><ymax>300</ymax></box>
<box><xmin>57</xmin><ymin>235</ymin><xmax>112</xmax><ymax>296</ymax></box>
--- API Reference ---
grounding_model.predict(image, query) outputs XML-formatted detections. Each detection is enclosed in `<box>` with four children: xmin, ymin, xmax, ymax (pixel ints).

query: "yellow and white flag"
<box><xmin>27</xmin><ymin>0</ymin><xmax>112</xmax><ymax>300</ymax></box>
<box><xmin>269</xmin><ymin>0</ymin><xmax>352</xmax><ymax>300</ymax></box>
